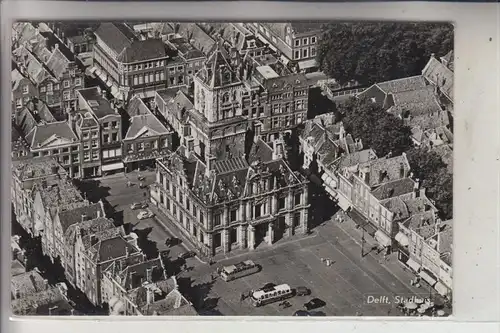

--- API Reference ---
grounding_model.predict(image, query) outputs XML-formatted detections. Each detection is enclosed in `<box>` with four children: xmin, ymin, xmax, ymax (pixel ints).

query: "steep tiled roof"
<box><xmin>12</xmin><ymin>285</ymin><xmax>70</xmax><ymax>315</ymax></box>
<box><xmin>58</xmin><ymin>202</ymin><xmax>105</xmax><ymax>233</ymax></box>
<box><xmin>117</xmin><ymin>39</ymin><xmax>169</xmax><ymax>63</ymax></box>
<box><xmin>388</xmin><ymin>85</ymin><xmax>443</xmax><ymax>117</ymax></box>
<box><xmin>29</xmin><ymin>121</ymin><xmax>78</xmax><ymax>149</ymax></box>
<box><xmin>404</xmin><ymin>211</ymin><xmax>437</xmax><ymax>239</ymax></box>
<box><xmin>376</xmin><ymin>75</ymin><xmax>427</xmax><ymax>94</ymax></box>
<box><xmin>12</xmin><ymin>124</ymin><xmax>31</xmax><ymax>155</ymax></box>
<box><xmin>176</xmin><ymin>23</ymin><xmax>216</xmax><ymax>55</ymax></box>
<box><xmin>95</xmin><ymin>22</ymin><xmax>137</xmax><ymax>56</ymax></box>
<box><xmin>12</xmin><ymin>157</ymin><xmax>66</xmax><ymax>181</ymax></box>
<box><xmin>332</xmin><ymin>149</ymin><xmax>378</xmax><ymax>170</ymax></box>
<box><xmin>364</xmin><ymin>154</ymin><xmax>411</xmax><ymax>188</ymax></box>
<box><xmin>440</xmin><ymin>50</ymin><xmax>454</xmax><ymax>71</ymax></box>
<box><xmin>248</xmin><ymin>139</ymin><xmax>273</xmax><ymax>164</ymax></box>
<box><xmin>12</xmin><ymin>259</ymin><xmax>27</xmax><ymax>277</ymax></box>
<box><xmin>36</xmin><ymin>178</ymin><xmax>85</xmax><ymax>216</ymax></box>
<box><xmin>422</xmin><ymin>56</ymin><xmax>454</xmax><ymax>100</ymax></box>
<box><xmin>125</xmin><ymin>114</ymin><xmax>170</xmax><ymax>140</ymax></box>
<box><xmin>372</xmin><ymin>177</ymin><xmax>416</xmax><ymax>200</ymax></box>
<box><xmin>117</xmin><ymin>258</ymin><xmax>166</xmax><ymax>290</ymax></box>
<box><xmin>381</xmin><ymin>197</ymin><xmax>410</xmax><ymax>221</ymax></box>
<box><xmin>402</xmin><ymin>195</ymin><xmax>438</xmax><ymax>216</ymax></box>
<box><xmin>163</xmin><ymin>90</ymin><xmax>195</xmax><ymax>123</ymax></box>
<box><xmin>11</xmin><ymin>270</ymin><xmax>47</xmax><ymax>298</ymax></box>
<box><xmin>25</xmin><ymin>99</ymin><xmax>56</xmax><ymax>123</ymax></box>
<box><xmin>90</xmin><ymin>235</ymin><xmax>140</xmax><ymax>263</ymax></box>
<box><xmin>264</xmin><ymin>73</ymin><xmax>308</xmax><ymax>91</ymax></box>
<box><xmin>45</xmin><ymin>48</ymin><xmax>70</xmax><ymax>79</ymax></box>
<box><xmin>127</xmin><ymin>96</ymin><xmax>152</xmax><ymax>117</ymax></box>
<box><xmin>407</xmin><ymin>111</ymin><xmax>450</xmax><ymax>134</ymax></box>
<box><xmin>64</xmin><ymin>216</ymin><xmax>116</xmax><ymax>246</ymax></box>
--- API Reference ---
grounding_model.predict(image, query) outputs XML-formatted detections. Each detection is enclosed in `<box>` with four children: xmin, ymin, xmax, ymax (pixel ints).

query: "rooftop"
<box><xmin>89</xmin><ymin>235</ymin><xmax>141</xmax><ymax>264</ymax></box>
<box><xmin>12</xmin><ymin>157</ymin><xmax>66</xmax><ymax>181</ymax></box>
<box><xmin>388</xmin><ymin>85</ymin><xmax>443</xmax><ymax>117</ymax></box>
<box><xmin>404</xmin><ymin>211</ymin><xmax>437</xmax><ymax>239</ymax></box>
<box><xmin>196</xmin><ymin>41</ymin><xmax>240</xmax><ymax>88</ymax></box>
<box><xmin>256</xmin><ymin>65</ymin><xmax>279</xmax><ymax>80</ymax></box>
<box><xmin>422</xmin><ymin>55</ymin><xmax>454</xmax><ymax>100</ymax></box>
<box><xmin>27</xmin><ymin>121</ymin><xmax>78</xmax><ymax>150</ymax></box>
<box><xmin>362</xmin><ymin>154</ymin><xmax>411</xmax><ymax>188</ymax></box>
<box><xmin>125</xmin><ymin>114</ymin><xmax>171</xmax><ymax>140</ymax></box>
<box><xmin>45</xmin><ymin>47</ymin><xmax>71</xmax><ymax>80</ymax></box>
<box><xmin>117</xmin><ymin>39</ymin><xmax>170</xmax><ymax>63</ymax></box>
<box><xmin>175</xmin><ymin>23</ymin><xmax>216</xmax><ymax>55</ymax></box>
<box><xmin>78</xmin><ymin>87</ymin><xmax>116</xmax><ymax>119</ymax></box>
<box><xmin>332</xmin><ymin>149</ymin><xmax>378</xmax><ymax>170</ymax></box>
<box><xmin>376</xmin><ymin>75</ymin><xmax>427</xmax><ymax>94</ymax></box>
<box><xmin>36</xmin><ymin>178</ymin><xmax>86</xmax><ymax>216</ymax></box>
<box><xmin>12</xmin><ymin>284</ymin><xmax>72</xmax><ymax>316</ymax></box>
<box><xmin>95</xmin><ymin>22</ymin><xmax>137</xmax><ymax>56</ymax></box>
<box><xmin>116</xmin><ymin>258</ymin><xmax>166</xmax><ymax>290</ymax></box>
<box><xmin>58</xmin><ymin>202</ymin><xmax>105</xmax><ymax>233</ymax></box>
<box><xmin>11</xmin><ymin>269</ymin><xmax>47</xmax><ymax>298</ymax></box>
<box><xmin>371</xmin><ymin>177</ymin><xmax>416</xmax><ymax>201</ymax></box>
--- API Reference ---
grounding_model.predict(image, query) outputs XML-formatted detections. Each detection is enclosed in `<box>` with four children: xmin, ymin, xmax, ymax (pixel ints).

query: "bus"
<box><xmin>250</xmin><ymin>284</ymin><xmax>293</xmax><ymax>307</ymax></box>
<box><xmin>220</xmin><ymin>260</ymin><xmax>260</xmax><ymax>282</ymax></box>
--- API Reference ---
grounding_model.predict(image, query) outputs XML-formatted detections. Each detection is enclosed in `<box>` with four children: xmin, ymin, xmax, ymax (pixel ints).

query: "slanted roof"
<box><xmin>176</xmin><ymin>23</ymin><xmax>216</xmax><ymax>55</ymax></box>
<box><xmin>117</xmin><ymin>258</ymin><xmax>166</xmax><ymax>290</ymax></box>
<box><xmin>58</xmin><ymin>202</ymin><xmax>105</xmax><ymax>233</ymax></box>
<box><xmin>388</xmin><ymin>85</ymin><xmax>443</xmax><ymax>118</ymax></box>
<box><xmin>422</xmin><ymin>56</ymin><xmax>454</xmax><ymax>100</ymax></box>
<box><xmin>95</xmin><ymin>22</ymin><xmax>137</xmax><ymax>56</ymax></box>
<box><xmin>264</xmin><ymin>73</ymin><xmax>308</xmax><ymax>91</ymax></box>
<box><xmin>125</xmin><ymin>114</ymin><xmax>170</xmax><ymax>140</ymax></box>
<box><xmin>90</xmin><ymin>235</ymin><xmax>140</xmax><ymax>263</ymax></box>
<box><xmin>11</xmin><ymin>270</ymin><xmax>47</xmax><ymax>297</ymax></box>
<box><xmin>365</xmin><ymin>154</ymin><xmax>411</xmax><ymax>187</ymax></box>
<box><xmin>376</xmin><ymin>75</ymin><xmax>427</xmax><ymax>94</ymax></box>
<box><xmin>404</xmin><ymin>211</ymin><xmax>437</xmax><ymax>239</ymax></box>
<box><xmin>117</xmin><ymin>39</ymin><xmax>169</xmax><ymax>63</ymax></box>
<box><xmin>196</xmin><ymin>41</ymin><xmax>240</xmax><ymax>88</ymax></box>
<box><xmin>11</xmin><ymin>285</ymin><xmax>71</xmax><ymax>315</ymax></box>
<box><xmin>45</xmin><ymin>48</ymin><xmax>70</xmax><ymax>79</ymax></box>
<box><xmin>29</xmin><ymin>121</ymin><xmax>78</xmax><ymax>149</ymax></box>
<box><xmin>333</xmin><ymin>149</ymin><xmax>378</xmax><ymax>170</ymax></box>
<box><xmin>36</xmin><ymin>178</ymin><xmax>85</xmax><ymax>216</ymax></box>
<box><xmin>12</xmin><ymin>157</ymin><xmax>66</xmax><ymax>181</ymax></box>
<box><xmin>371</xmin><ymin>178</ymin><xmax>416</xmax><ymax>200</ymax></box>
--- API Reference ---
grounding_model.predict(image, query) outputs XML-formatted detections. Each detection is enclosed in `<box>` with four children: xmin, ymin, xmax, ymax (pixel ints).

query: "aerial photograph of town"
<box><xmin>10</xmin><ymin>21</ymin><xmax>453</xmax><ymax>317</ymax></box>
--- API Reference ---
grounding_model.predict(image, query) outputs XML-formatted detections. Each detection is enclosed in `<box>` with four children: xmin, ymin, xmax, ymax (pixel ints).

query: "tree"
<box><xmin>317</xmin><ymin>22</ymin><xmax>454</xmax><ymax>86</ymax></box>
<box><xmin>338</xmin><ymin>97</ymin><xmax>412</xmax><ymax>156</ymax></box>
<box><xmin>406</xmin><ymin>148</ymin><xmax>453</xmax><ymax>219</ymax></box>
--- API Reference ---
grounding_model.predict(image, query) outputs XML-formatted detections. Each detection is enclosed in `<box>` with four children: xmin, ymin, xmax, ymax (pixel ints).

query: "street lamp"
<box><xmin>361</xmin><ymin>225</ymin><xmax>365</xmax><ymax>257</ymax></box>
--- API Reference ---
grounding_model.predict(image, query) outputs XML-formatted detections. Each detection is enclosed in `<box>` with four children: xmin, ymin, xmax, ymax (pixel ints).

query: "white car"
<box><xmin>137</xmin><ymin>210</ymin><xmax>154</xmax><ymax>220</ymax></box>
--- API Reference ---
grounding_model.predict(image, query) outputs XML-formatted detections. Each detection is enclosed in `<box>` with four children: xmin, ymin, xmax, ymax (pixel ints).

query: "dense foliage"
<box><xmin>317</xmin><ymin>22</ymin><xmax>454</xmax><ymax>86</ymax></box>
<box><xmin>406</xmin><ymin>148</ymin><xmax>453</xmax><ymax>219</ymax></box>
<box><xmin>337</xmin><ymin>97</ymin><xmax>412</xmax><ymax>157</ymax></box>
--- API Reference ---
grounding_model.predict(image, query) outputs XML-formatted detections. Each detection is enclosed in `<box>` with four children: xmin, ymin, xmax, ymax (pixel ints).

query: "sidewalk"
<box><xmin>148</xmin><ymin>201</ymin><xmax>209</xmax><ymax>265</ymax></box>
<box><xmin>330</xmin><ymin>211</ymin><xmax>450</xmax><ymax>309</ymax></box>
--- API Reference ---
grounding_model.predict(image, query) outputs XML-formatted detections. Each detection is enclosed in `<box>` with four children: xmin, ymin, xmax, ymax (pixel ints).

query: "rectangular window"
<box><xmin>92</xmin><ymin>151</ymin><xmax>99</xmax><ymax>160</ymax></box>
<box><xmin>103</xmin><ymin>134</ymin><xmax>109</xmax><ymax>143</ymax></box>
<box><xmin>295</xmin><ymin>193</ymin><xmax>301</xmax><ymax>206</ymax></box>
<box><xmin>138</xmin><ymin>142</ymin><xmax>144</xmax><ymax>151</ymax></box>
<box><xmin>311</xmin><ymin>47</ymin><xmax>316</xmax><ymax>57</ymax></box>
<box><xmin>230</xmin><ymin>209</ymin><xmax>237</xmax><ymax>222</ymax></box>
<box><xmin>112</xmin><ymin>121</ymin><xmax>118</xmax><ymax>128</ymax></box>
<box><xmin>111</xmin><ymin>133</ymin><xmax>117</xmax><ymax>141</ymax></box>
<box><xmin>295</xmin><ymin>39</ymin><xmax>300</xmax><ymax>47</ymax></box>
<box><xmin>92</xmin><ymin>140</ymin><xmax>98</xmax><ymax>148</ymax></box>
<box><xmin>200</xmin><ymin>213</ymin><xmax>204</xmax><ymax>225</ymax></box>
<box><xmin>302</xmin><ymin>48</ymin><xmax>309</xmax><ymax>58</ymax></box>
<box><xmin>279</xmin><ymin>197</ymin><xmax>286</xmax><ymax>210</ymax></box>
<box><xmin>64</xmin><ymin>80</ymin><xmax>70</xmax><ymax>88</ymax></box>
<box><xmin>40</xmin><ymin>86</ymin><xmax>46</xmax><ymax>93</ymax></box>
<box><xmin>311</xmin><ymin>36</ymin><xmax>317</xmax><ymax>44</ymax></box>
<box><xmin>214</xmin><ymin>214</ymin><xmax>221</xmax><ymax>226</ymax></box>
<box><xmin>22</xmin><ymin>85</ymin><xmax>29</xmax><ymax>94</ymax></box>
<box><xmin>303</xmin><ymin>38</ymin><xmax>308</xmax><ymax>45</ymax></box>
<box><xmin>84</xmin><ymin>152</ymin><xmax>90</xmax><ymax>161</ymax></box>
<box><xmin>294</xmin><ymin>50</ymin><xmax>300</xmax><ymax>60</ymax></box>
<box><xmin>186</xmin><ymin>199</ymin><xmax>190</xmax><ymax>211</ymax></box>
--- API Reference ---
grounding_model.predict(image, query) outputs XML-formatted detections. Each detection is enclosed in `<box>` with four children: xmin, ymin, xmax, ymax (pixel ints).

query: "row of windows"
<box><xmin>294</xmin><ymin>36</ymin><xmax>318</xmax><ymax>47</ymax></box>
<box><xmin>123</xmin><ymin>60</ymin><xmax>166</xmax><ymax>72</ymax></box>
<box><xmin>103</xmin><ymin>121</ymin><xmax>119</xmax><ymax>129</ymax></box>
<box><xmin>127</xmin><ymin>139</ymin><xmax>167</xmax><ymax>152</ymax></box>
<box><xmin>294</xmin><ymin>47</ymin><xmax>317</xmax><ymax>60</ymax></box>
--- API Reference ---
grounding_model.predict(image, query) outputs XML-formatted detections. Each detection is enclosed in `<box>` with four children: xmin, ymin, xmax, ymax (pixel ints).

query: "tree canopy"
<box><xmin>337</xmin><ymin>97</ymin><xmax>412</xmax><ymax>157</ymax></box>
<box><xmin>317</xmin><ymin>22</ymin><xmax>454</xmax><ymax>86</ymax></box>
<box><xmin>406</xmin><ymin>147</ymin><xmax>453</xmax><ymax>219</ymax></box>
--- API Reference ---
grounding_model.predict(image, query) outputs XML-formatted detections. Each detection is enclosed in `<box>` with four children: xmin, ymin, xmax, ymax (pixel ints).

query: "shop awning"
<box><xmin>406</xmin><ymin>258</ymin><xmax>421</xmax><ymax>272</ymax></box>
<box><xmin>395</xmin><ymin>232</ymin><xmax>409</xmax><ymax>247</ymax></box>
<box><xmin>419</xmin><ymin>270</ymin><xmax>437</xmax><ymax>286</ymax></box>
<box><xmin>298</xmin><ymin>59</ymin><xmax>317</xmax><ymax>70</ymax></box>
<box><xmin>434</xmin><ymin>281</ymin><xmax>449</xmax><ymax>297</ymax></box>
<box><xmin>321</xmin><ymin>173</ymin><xmax>337</xmax><ymax>189</ymax></box>
<box><xmin>102</xmin><ymin>162</ymin><xmax>124</xmax><ymax>172</ymax></box>
<box><xmin>374</xmin><ymin>230</ymin><xmax>392</xmax><ymax>247</ymax></box>
<box><xmin>348</xmin><ymin>209</ymin><xmax>377</xmax><ymax>236</ymax></box>
<box><xmin>324</xmin><ymin>186</ymin><xmax>337</xmax><ymax>198</ymax></box>
<box><xmin>336</xmin><ymin>193</ymin><xmax>352</xmax><ymax>211</ymax></box>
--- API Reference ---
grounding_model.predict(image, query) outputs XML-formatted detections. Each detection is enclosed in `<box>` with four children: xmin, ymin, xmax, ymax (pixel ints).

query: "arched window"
<box><xmin>222</xmin><ymin>92</ymin><xmax>230</xmax><ymax>103</ymax></box>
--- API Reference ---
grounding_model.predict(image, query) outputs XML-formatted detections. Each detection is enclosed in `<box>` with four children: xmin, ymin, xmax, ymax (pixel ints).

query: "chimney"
<box><xmin>414</xmin><ymin>180</ymin><xmax>420</xmax><ymax>197</ymax></box>
<box><xmin>146</xmin><ymin>287</ymin><xmax>155</xmax><ymax>304</ymax></box>
<box><xmin>43</xmin><ymin>279</ymin><xmax>49</xmax><ymax>290</ymax></box>
<box><xmin>399</xmin><ymin>163</ymin><xmax>405</xmax><ymax>179</ymax></box>
<box><xmin>14</xmin><ymin>288</ymin><xmax>20</xmax><ymax>299</ymax></box>
<box><xmin>434</xmin><ymin>218</ymin><xmax>442</xmax><ymax>235</ymax></box>
<box><xmin>431</xmin><ymin>53</ymin><xmax>435</xmax><ymax>58</ymax></box>
<box><xmin>125</xmin><ymin>246</ymin><xmax>130</xmax><ymax>258</ymax></box>
<box><xmin>97</xmin><ymin>209</ymin><xmax>101</xmax><ymax>218</ymax></box>
<box><xmin>81</xmin><ymin>214</ymin><xmax>87</xmax><ymax>222</ymax></box>
<box><xmin>54</xmin><ymin>43</ymin><xmax>59</xmax><ymax>50</ymax></box>
<box><xmin>419</xmin><ymin>187</ymin><xmax>426</xmax><ymax>198</ymax></box>
<box><xmin>96</xmin><ymin>86</ymin><xmax>101</xmax><ymax>96</ymax></box>
<box><xmin>378</xmin><ymin>170</ymin><xmax>384</xmax><ymax>183</ymax></box>
<box><xmin>146</xmin><ymin>268</ymin><xmax>152</xmax><ymax>282</ymax></box>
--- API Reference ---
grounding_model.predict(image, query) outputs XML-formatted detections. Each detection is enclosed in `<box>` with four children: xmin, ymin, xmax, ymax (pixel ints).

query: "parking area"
<box><xmin>182</xmin><ymin>216</ymin><xmax>427</xmax><ymax>316</ymax></box>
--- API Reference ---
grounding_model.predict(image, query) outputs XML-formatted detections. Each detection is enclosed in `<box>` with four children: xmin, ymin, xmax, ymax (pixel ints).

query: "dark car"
<box><xmin>304</xmin><ymin>298</ymin><xmax>326</xmax><ymax>311</ymax></box>
<box><xmin>260</xmin><ymin>283</ymin><xmax>276</xmax><ymax>291</ymax></box>
<box><xmin>178</xmin><ymin>251</ymin><xmax>196</xmax><ymax>260</ymax></box>
<box><xmin>295</xmin><ymin>286</ymin><xmax>311</xmax><ymax>296</ymax></box>
<box><xmin>293</xmin><ymin>310</ymin><xmax>310</xmax><ymax>316</ymax></box>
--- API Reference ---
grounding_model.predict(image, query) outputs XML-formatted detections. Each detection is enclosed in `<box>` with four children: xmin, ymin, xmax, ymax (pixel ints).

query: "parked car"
<box><xmin>293</xmin><ymin>310</ymin><xmax>311</xmax><ymax>316</ymax></box>
<box><xmin>131</xmin><ymin>202</ymin><xmax>148</xmax><ymax>210</ymax></box>
<box><xmin>260</xmin><ymin>283</ymin><xmax>276</xmax><ymax>291</ymax></box>
<box><xmin>137</xmin><ymin>210</ymin><xmax>154</xmax><ymax>220</ymax></box>
<box><xmin>178</xmin><ymin>251</ymin><xmax>196</xmax><ymax>260</ymax></box>
<box><xmin>304</xmin><ymin>298</ymin><xmax>326</xmax><ymax>310</ymax></box>
<box><xmin>295</xmin><ymin>286</ymin><xmax>311</xmax><ymax>296</ymax></box>
<box><xmin>130</xmin><ymin>202</ymin><xmax>142</xmax><ymax>210</ymax></box>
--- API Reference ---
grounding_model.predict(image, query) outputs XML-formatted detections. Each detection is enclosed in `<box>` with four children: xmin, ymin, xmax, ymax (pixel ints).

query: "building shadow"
<box><xmin>308</xmin><ymin>87</ymin><xmax>337</xmax><ymax>119</ymax></box>
<box><xmin>72</xmin><ymin>179</ymin><xmax>111</xmax><ymax>203</ymax></box>
<box><xmin>176</xmin><ymin>277</ymin><xmax>216</xmax><ymax>312</ymax></box>
<box><xmin>131</xmin><ymin>227</ymin><xmax>159</xmax><ymax>259</ymax></box>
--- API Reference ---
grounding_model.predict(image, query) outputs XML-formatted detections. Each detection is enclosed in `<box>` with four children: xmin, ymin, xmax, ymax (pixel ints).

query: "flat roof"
<box><xmin>256</xmin><ymin>65</ymin><xmax>279</xmax><ymax>80</ymax></box>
